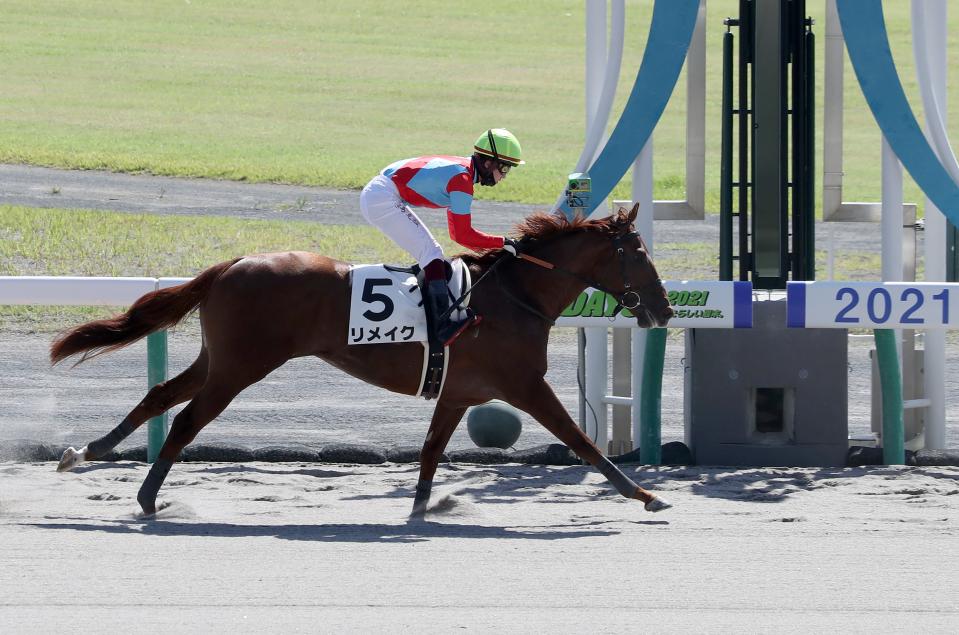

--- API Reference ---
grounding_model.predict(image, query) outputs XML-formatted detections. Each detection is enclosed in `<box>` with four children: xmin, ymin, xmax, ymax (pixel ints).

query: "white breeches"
<box><xmin>360</xmin><ymin>175</ymin><xmax>444</xmax><ymax>268</ymax></box>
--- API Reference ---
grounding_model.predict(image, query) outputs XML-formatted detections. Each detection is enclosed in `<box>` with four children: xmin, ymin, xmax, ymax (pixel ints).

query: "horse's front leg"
<box><xmin>506</xmin><ymin>377</ymin><xmax>671</xmax><ymax>512</ymax></box>
<box><xmin>410</xmin><ymin>402</ymin><xmax>467</xmax><ymax>519</ymax></box>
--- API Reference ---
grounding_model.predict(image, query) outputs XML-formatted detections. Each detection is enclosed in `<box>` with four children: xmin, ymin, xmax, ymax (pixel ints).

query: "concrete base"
<box><xmin>684</xmin><ymin>300</ymin><xmax>848</xmax><ymax>466</ymax></box>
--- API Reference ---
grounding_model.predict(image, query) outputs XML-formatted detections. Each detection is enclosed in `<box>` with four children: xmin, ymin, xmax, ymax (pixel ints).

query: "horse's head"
<box><xmin>488</xmin><ymin>205</ymin><xmax>672</xmax><ymax>328</ymax></box>
<box><xmin>591</xmin><ymin>203</ymin><xmax>673</xmax><ymax>328</ymax></box>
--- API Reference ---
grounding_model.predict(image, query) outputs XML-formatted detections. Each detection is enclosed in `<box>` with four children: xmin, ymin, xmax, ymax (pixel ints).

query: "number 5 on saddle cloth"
<box><xmin>347</xmin><ymin>259</ymin><xmax>477</xmax><ymax>399</ymax></box>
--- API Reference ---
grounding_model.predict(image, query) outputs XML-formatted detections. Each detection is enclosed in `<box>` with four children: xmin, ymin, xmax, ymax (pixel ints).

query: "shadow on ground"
<box><xmin>25</xmin><ymin>518</ymin><xmax>621</xmax><ymax>543</ymax></box>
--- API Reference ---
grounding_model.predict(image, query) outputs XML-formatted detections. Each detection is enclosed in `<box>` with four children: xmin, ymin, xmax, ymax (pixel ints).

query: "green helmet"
<box><xmin>473</xmin><ymin>129</ymin><xmax>525</xmax><ymax>166</ymax></box>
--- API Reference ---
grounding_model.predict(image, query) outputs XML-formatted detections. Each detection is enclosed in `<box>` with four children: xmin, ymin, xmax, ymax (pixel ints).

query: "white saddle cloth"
<box><xmin>347</xmin><ymin>259</ymin><xmax>472</xmax><ymax>345</ymax></box>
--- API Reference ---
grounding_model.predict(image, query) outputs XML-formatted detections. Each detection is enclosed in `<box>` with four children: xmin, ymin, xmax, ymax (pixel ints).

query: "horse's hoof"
<box><xmin>57</xmin><ymin>446</ymin><xmax>87</xmax><ymax>472</ymax></box>
<box><xmin>644</xmin><ymin>496</ymin><xmax>672</xmax><ymax>512</ymax></box>
<box><xmin>137</xmin><ymin>494</ymin><xmax>156</xmax><ymax>517</ymax></box>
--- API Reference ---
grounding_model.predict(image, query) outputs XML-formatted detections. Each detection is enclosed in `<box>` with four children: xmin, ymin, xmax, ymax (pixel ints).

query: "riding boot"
<box><xmin>425</xmin><ymin>279</ymin><xmax>472</xmax><ymax>347</ymax></box>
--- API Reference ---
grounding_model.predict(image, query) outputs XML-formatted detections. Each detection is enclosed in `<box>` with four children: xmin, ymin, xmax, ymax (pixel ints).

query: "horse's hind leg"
<box><xmin>135</xmin><ymin>357</ymin><xmax>286</xmax><ymax>515</ymax></box>
<box><xmin>506</xmin><ymin>377</ymin><xmax>671</xmax><ymax>513</ymax></box>
<box><xmin>57</xmin><ymin>348</ymin><xmax>209</xmax><ymax>472</ymax></box>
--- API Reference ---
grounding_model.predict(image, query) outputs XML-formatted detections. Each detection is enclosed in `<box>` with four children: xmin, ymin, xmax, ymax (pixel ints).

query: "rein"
<box><xmin>513</xmin><ymin>231</ymin><xmax>655</xmax><ymax>318</ymax></box>
<box><xmin>437</xmin><ymin>255</ymin><xmax>507</xmax><ymax>321</ymax></box>
<box><xmin>440</xmin><ymin>230</ymin><xmax>658</xmax><ymax>325</ymax></box>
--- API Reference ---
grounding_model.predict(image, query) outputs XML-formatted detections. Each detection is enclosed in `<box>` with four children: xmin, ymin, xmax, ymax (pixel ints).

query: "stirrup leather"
<box><xmin>425</xmin><ymin>280</ymin><xmax>470</xmax><ymax>347</ymax></box>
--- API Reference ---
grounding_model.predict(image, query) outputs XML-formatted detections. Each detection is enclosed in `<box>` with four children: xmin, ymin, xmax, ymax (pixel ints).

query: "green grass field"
<box><xmin>2</xmin><ymin>1</ymin><xmax>957</xmax><ymax>211</ymax></box>
<box><xmin>0</xmin><ymin>203</ymin><xmax>885</xmax><ymax>280</ymax></box>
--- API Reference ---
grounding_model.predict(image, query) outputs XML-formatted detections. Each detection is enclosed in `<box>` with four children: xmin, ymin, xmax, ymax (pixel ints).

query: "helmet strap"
<box><xmin>486</xmin><ymin>129</ymin><xmax>501</xmax><ymax>163</ymax></box>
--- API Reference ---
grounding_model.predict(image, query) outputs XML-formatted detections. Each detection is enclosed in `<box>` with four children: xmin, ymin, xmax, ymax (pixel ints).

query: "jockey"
<box><xmin>360</xmin><ymin>128</ymin><xmax>524</xmax><ymax>347</ymax></box>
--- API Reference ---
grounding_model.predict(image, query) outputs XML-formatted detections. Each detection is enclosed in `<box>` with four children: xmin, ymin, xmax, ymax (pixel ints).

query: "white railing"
<box><xmin>0</xmin><ymin>276</ymin><xmax>191</xmax><ymax>305</ymax></box>
<box><xmin>0</xmin><ymin>275</ymin><xmax>192</xmax><ymax>461</ymax></box>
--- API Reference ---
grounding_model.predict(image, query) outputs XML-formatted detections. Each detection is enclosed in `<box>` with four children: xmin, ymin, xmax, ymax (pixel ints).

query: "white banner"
<box><xmin>555</xmin><ymin>280</ymin><xmax>752</xmax><ymax>329</ymax></box>
<box><xmin>787</xmin><ymin>281</ymin><xmax>959</xmax><ymax>329</ymax></box>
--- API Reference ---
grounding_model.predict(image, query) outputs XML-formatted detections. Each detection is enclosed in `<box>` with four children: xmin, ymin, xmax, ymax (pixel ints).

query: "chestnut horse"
<box><xmin>52</xmin><ymin>204</ymin><xmax>675</xmax><ymax>516</ymax></box>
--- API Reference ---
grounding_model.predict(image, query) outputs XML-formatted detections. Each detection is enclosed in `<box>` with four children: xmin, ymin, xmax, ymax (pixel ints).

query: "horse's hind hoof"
<box><xmin>57</xmin><ymin>446</ymin><xmax>87</xmax><ymax>472</ymax></box>
<box><xmin>409</xmin><ymin>502</ymin><xmax>428</xmax><ymax>521</ymax></box>
<box><xmin>644</xmin><ymin>496</ymin><xmax>672</xmax><ymax>512</ymax></box>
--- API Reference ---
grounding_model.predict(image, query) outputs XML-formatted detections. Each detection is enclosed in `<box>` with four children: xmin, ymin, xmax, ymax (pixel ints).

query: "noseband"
<box><xmin>605</xmin><ymin>231</ymin><xmax>649</xmax><ymax>316</ymax></box>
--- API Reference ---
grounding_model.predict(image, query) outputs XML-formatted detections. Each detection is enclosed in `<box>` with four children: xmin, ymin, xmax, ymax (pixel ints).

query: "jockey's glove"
<box><xmin>503</xmin><ymin>237</ymin><xmax>522</xmax><ymax>256</ymax></box>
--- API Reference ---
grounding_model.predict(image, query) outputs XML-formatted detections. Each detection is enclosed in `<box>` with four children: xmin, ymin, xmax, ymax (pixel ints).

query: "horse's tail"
<box><xmin>50</xmin><ymin>258</ymin><xmax>242</xmax><ymax>366</ymax></box>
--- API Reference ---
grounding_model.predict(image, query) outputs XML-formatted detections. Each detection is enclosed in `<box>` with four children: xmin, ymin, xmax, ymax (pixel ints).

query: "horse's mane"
<box><xmin>459</xmin><ymin>210</ymin><xmax>626</xmax><ymax>267</ymax></box>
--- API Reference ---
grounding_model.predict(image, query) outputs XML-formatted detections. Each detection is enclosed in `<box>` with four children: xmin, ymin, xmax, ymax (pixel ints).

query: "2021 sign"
<box><xmin>787</xmin><ymin>282</ymin><xmax>959</xmax><ymax>329</ymax></box>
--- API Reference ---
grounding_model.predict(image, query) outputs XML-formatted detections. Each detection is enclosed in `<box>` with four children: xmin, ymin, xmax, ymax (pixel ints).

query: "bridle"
<box><xmin>494</xmin><ymin>230</ymin><xmax>663</xmax><ymax>324</ymax></box>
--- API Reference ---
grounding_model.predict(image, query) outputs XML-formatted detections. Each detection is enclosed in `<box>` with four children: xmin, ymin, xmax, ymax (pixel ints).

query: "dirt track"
<box><xmin>2</xmin><ymin>460</ymin><xmax>957</xmax><ymax>633</ymax></box>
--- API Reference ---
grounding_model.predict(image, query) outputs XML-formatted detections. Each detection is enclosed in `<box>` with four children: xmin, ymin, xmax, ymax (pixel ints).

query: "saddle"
<box><xmin>383</xmin><ymin>260</ymin><xmax>468</xmax><ymax>301</ymax></box>
<box><xmin>348</xmin><ymin>259</ymin><xmax>476</xmax><ymax>400</ymax></box>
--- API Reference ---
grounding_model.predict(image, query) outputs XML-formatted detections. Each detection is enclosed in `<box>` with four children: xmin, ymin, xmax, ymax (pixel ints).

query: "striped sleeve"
<box><xmin>446</xmin><ymin>171</ymin><xmax>474</xmax><ymax>215</ymax></box>
<box><xmin>447</xmin><ymin>211</ymin><xmax>505</xmax><ymax>250</ymax></box>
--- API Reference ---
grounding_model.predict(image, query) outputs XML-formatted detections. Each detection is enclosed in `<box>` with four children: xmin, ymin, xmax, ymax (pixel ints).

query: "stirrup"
<box><xmin>437</xmin><ymin>311</ymin><xmax>482</xmax><ymax>347</ymax></box>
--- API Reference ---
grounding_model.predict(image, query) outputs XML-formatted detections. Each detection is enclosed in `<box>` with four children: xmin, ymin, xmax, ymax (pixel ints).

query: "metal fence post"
<box><xmin>146</xmin><ymin>330</ymin><xmax>168</xmax><ymax>463</ymax></box>
<box><xmin>640</xmin><ymin>327</ymin><xmax>667</xmax><ymax>465</ymax></box>
<box><xmin>874</xmin><ymin>328</ymin><xmax>904</xmax><ymax>464</ymax></box>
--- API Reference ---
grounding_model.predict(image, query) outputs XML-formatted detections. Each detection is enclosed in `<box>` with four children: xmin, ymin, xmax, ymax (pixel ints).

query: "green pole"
<box><xmin>640</xmin><ymin>327</ymin><xmax>667</xmax><ymax>465</ymax></box>
<box><xmin>874</xmin><ymin>329</ymin><xmax>904</xmax><ymax>465</ymax></box>
<box><xmin>146</xmin><ymin>330</ymin><xmax>169</xmax><ymax>463</ymax></box>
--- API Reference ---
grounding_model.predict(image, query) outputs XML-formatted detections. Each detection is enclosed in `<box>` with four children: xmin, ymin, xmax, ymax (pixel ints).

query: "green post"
<box><xmin>146</xmin><ymin>330</ymin><xmax>168</xmax><ymax>463</ymax></box>
<box><xmin>874</xmin><ymin>329</ymin><xmax>904</xmax><ymax>465</ymax></box>
<box><xmin>640</xmin><ymin>327</ymin><xmax>667</xmax><ymax>465</ymax></box>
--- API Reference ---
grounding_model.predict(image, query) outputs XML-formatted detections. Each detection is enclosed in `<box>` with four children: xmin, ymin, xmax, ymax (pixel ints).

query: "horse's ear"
<box><xmin>611</xmin><ymin>202</ymin><xmax>639</xmax><ymax>231</ymax></box>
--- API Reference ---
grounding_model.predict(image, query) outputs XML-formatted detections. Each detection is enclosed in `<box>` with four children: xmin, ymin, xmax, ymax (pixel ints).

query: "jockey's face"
<box><xmin>476</xmin><ymin>156</ymin><xmax>513</xmax><ymax>187</ymax></box>
<box><xmin>477</xmin><ymin>158</ymin><xmax>497</xmax><ymax>187</ymax></box>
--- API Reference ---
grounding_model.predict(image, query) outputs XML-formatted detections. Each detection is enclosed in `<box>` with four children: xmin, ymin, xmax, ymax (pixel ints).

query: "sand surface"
<box><xmin>1</xmin><ymin>460</ymin><xmax>957</xmax><ymax>633</ymax></box>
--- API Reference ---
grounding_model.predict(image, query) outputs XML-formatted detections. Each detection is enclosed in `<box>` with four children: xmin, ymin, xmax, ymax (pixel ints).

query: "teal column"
<box><xmin>556</xmin><ymin>0</ymin><xmax>700</xmax><ymax>218</ymax></box>
<box><xmin>640</xmin><ymin>327</ymin><xmax>667</xmax><ymax>465</ymax></box>
<box><xmin>836</xmin><ymin>0</ymin><xmax>959</xmax><ymax>228</ymax></box>
<box><xmin>874</xmin><ymin>329</ymin><xmax>904</xmax><ymax>465</ymax></box>
<box><xmin>146</xmin><ymin>330</ymin><xmax>168</xmax><ymax>463</ymax></box>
